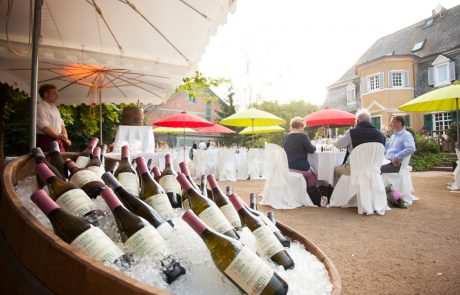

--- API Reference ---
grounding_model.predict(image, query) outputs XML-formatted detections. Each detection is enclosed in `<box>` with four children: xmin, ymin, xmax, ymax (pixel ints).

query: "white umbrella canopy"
<box><xmin>0</xmin><ymin>0</ymin><xmax>237</xmax><ymax>102</ymax></box>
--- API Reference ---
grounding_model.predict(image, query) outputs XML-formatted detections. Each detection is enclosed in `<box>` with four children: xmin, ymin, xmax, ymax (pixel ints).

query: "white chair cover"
<box><xmin>217</xmin><ymin>148</ymin><xmax>237</xmax><ymax>181</ymax></box>
<box><xmin>447</xmin><ymin>148</ymin><xmax>460</xmax><ymax>190</ymax></box>
<box><xmin>248</xmin><ymin>148</ymin><xmax>262</xmax><ymax>180</ymax></box>
<box><xmin>329</xmin><ymin>142</ymin><xmax>388</xmax><ymax>215</ymax></box>
<box><xmin>260</xmin><ymin>144</ymin><xmax>315</xmax><ymax>209</ymax></box>
<box><xmin>192</xmin><ymin>149</ymin><xmax>209</xmax><ymax>179</ymax></box>
<box><xmin>382</xmin><ymin>155</ymin><xmax>419</xmax><ymax>204</ymax></box>
<box><xmin>206</xmin><ymin>149</ymin><xmax>220</xmax><ymax>178</ymax></box>
<box><xmin>236</xmin><ymin>148</ymin><xmax>249</xmax><ymax>180</ymax></box>
<box><xmin>113</xmin><ymin>125</ymin><xmax>155</xmax><ymax>153</ymax></box>
<box><xmin>257</xmin><ymin>148</ymin><xmax>266</xmax><ymax>179</ymax></box>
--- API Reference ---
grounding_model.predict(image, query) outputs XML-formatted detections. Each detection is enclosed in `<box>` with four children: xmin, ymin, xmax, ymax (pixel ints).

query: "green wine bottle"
<box><xmin>114</xmin><ymin>145</ymin><xmax>140</xmax><ymax>197</ymax></box>
<box><xmin>159</xmin><ymin>154</ymin><xmax>181</xmax><ymax>208</ymax></box>
<box><xmin>176</xmin><ymin>173</ymin><xmax>239</xmax><ymax>240</ymax></box>
<box><xmin>65</xmin><ymin>159</ymin><xmax>105</xmax><ymax>199</ymax></box>
<box><xmin>229</xmin><ymin>193</ymin><xmax>295</xmax><ymax>270</ymax></box>
<box><xmin>182</xmin><ymin>210</ymin><xmax>288</xmax><ymax>295</ymax></box>
<box><xmin>86</xmin><ymin>146</ymin><xmax>105</xmax><ymax>178</ymax></box>
<box><xmin>75</xmin><ymin>137</ymin><xmax>99</xmax><ymax>168</ymax></box>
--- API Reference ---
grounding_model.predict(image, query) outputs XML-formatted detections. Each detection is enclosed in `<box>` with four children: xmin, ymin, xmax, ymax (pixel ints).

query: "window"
<box><xmin>369</xmin><ymin>74</ymin><xmax>380</xmax><ymax>91</ymax></box>
<box><xmin>205</xmin><ymin>101</ymin><xmax>211</xmax><ymax>121</ymax></box>
<box><xmin>428</xmin><ymin>55</ymin><xmax>456</xmax><ymax>87</ymax></box>
<box><xmin>412</xmin><ymin>40</ymin><xmax>425</xmax><ymax>52</ymax></box>
<box><xmin>188</xmin><ymin>97</ymin><xmax>196</xmax><ymax>104</ymax></box>
<box><xmin>424</xmin><ymin>19</ymin><xmax>433</xmax><ymax>28</ymax></box>
<box><xmin>388</xmin><ymin>71</ymin><xmax>409</xmax><ymax>87</ymax></box>
<box><xmin>433</xmin><ymin>112</ymin><xmax>451</xmax><ymax>136</ymax></box>
<box><xmin>346</xmin><ymin>83</ymin><xmax>356</xmax><ymax>105</ymax></box>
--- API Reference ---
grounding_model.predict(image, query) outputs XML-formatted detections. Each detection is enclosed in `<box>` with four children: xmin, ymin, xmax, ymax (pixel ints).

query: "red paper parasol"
<box><xmin>197</xmin><ymin>123</ymin><xmax>235</xmax><ymax>134</ymax></box>
<box><xmin>304</xmin><ymin>107</ymin><xmax>356</xmax><ymax>127</ymax></box>
<box><xmin>153</xmin><ymin>111</ymin><xmax>214</xmax><ymax>128</ymax></box>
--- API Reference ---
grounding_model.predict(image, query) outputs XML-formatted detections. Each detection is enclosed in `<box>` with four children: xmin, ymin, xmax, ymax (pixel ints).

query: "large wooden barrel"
<box><xmin>121</xmin><ymin>107</ymin><xmax>144</xmax><ymax>126</ymax></box>
<box><xmin>0</xmin><ymin>154</ymin><xmax>342</xmax><ymax>295</ymax></box>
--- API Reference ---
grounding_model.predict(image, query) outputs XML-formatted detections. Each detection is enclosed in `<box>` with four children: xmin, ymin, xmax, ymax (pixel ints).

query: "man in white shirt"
<box><xmin>36</xmin><ymin>84</ymin><xmax>71</xmax><ymax>152</ymax></box>
<box><xmin>198</xmin><ymin>140</ymin><xmax>207</xmax><ymax>150</ymax></box>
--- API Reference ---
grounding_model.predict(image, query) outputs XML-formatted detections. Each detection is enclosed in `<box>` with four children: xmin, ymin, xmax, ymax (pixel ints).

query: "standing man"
<box><xmin>381</xmin><ymin>115</ymin><xmax>415</xmax><ymax>173</ymax></box>
<box><xmin>36</xmin><ymin>84</ymin><xmax>71</xmax><ymax>152</ymax></box>
<box><xmin>334</xmin><ymin>109</ymin><xmax>386</xmax><ymax>182</ymax></box>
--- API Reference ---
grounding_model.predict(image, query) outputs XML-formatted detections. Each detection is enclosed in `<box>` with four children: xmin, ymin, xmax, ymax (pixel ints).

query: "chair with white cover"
<box><xmin>217</xmin><ymin>148</ymin><xmax>237</xmax><ymax>181</ymax></box>
<box><xmin>381</xmin><ymin>155</ymin><xmax>419</xmax><ymax>204</ymax></box>
<box><xmin>236</xmin><ymin>148</ymin><xmax>249</xmax><ymax>180</ymax></box>
<box><xmin>192</xmin><ymin>149</ymin><xmax>208</xmax><ymax>179</ymax></box>
<box><xmin>248</xmin><ymin>148</ymin><xmax>262</xmax><ymax>180</ymax></box>
<box><xmin>329</xmin><ymin>142</ymin><xmax>388</xmax><ymax>215</ymax></box>
<box><xmin>447</xmin><ymin>148</ymin><xmax>460</xmax><ymax>190</ymax></box>
<box><xmin>260</xmin><ymin>144</ymin><xmax>315</xmax><ymax>209</ymax></box>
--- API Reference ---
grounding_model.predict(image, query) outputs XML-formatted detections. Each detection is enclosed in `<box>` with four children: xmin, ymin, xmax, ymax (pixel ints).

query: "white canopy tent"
<box><xmin>0</xmin><ymin>0</ymin><xmax>237</xmax><ymax>145</ymax></box>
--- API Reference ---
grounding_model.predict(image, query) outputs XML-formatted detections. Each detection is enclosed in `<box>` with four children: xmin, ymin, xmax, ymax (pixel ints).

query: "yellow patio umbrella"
<box><xmin>220</xmin><ymin>108</ymin><xmax>285</xmax><ymax>146</ymax></box>
<box><xmin>239</xmin><ymin>126</ymin><xmax>285</xmax><ymax>134</ymax></box>
<box><xmin>153</xmin><ymin>127</ymin><xmax>196</xmax><ymax>133</ymax></box>
<box><xmin>399</xmin><ymin>84</ymin><xmax>460</xmax><ymax>147</ymax></box>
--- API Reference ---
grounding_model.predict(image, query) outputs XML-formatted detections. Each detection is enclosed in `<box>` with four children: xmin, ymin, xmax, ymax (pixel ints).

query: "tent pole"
<box><xmin>29</xmin><ymin>0</ymin><xmax>43</xmax><ymax>150</ymax></box>
<box><xmin>98</xmin><ymin>89</ymin><xmax>103</xmax><ymax>144</ymax></box>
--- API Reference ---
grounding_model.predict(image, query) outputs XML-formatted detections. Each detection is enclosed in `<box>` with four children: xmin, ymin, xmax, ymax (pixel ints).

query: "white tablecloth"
<box><xmin>308</xmin><ymin>151</ymin><xmax>346</xmax><ymax>185</ymax></box>
<box><xmin>113</xmin><ymin>125</ymin><xmax>155</xmax><ymax>153</ymax></box>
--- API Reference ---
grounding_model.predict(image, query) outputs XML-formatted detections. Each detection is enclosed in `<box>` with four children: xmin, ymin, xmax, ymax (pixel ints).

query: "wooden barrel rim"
<box><xmin>1</xmin><ymin>154</ymin><xmax>342</xmax><ymax>294</ymax></box>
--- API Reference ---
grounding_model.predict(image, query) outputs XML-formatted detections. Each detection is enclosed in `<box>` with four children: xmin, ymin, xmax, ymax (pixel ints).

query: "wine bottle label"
<box><xmin>117</xmin><ymin>172</ymin><xmax>140</xmax><ymax>197</ymax></box>
<box><xmin>156</xmin><ymin>222</ymin><xmax>173</xmax><ymax>238</ymax></box>
<box><xmin>86</xmin><ymin>165</ymin><xmax>105</xmax><ymax>179</ymax></box>
<box><xmin>144</xmin><ymin>193</ymin><xmax>175</xmax><ymax>221</ymax></box>
<box><xmin>198</xmin><ymin>204</ymin><xmax>233</xmax><ymax>234</ymax></box>
<box><xmin>224</xmin><ymin>247</ymin><xmax>274</xmax><ymax>295</ymax></box>
<box><xmin>75</xmin><ymin>156</ymin><xmax>91</xmax><ymax>168</ymax></box>
<box><xmin>124</xmin><ymin>226</ymin><xmax>170</xmax><ymax>258</ymax></box>
<box><xmin>258</xmin><ymin>214</ymin><xmax>281</xmax><ymax>233</ymax></box>
<box><xmin>71</xmin><ymin>226</ymin><xmax>124</xmax><ymax>264</ymax></box>
<box><xmin>159</xmin><ymin>175</ymin><xmax>181</xmax><ymax>195</ymax></box>
<box><xmin>219</xmin><ymin>204</ymin><xmax>242</xmax><ymax>229</ymax></box>
<box><xmin>56</xmin><ymin>189</ymin><xmax>98</xmax><ymax>217</ymax></box>
<box><xmin>253</xmin><ymin>225</ymin><xmax>285</xmax><ymax>258</ymax></box>
<box><xmin>182</xmin><ymin>196</ymin><xmax>191</xmax><ymax>211</ymax></box>
<box><xmin>70</xmin><ymin>170</ymin><xmax>101</xmax><ymax>188</ymax></box>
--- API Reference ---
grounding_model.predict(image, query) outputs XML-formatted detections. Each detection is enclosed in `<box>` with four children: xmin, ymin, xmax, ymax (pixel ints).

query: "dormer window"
<box><xmin>412</xmin><ymin>40</ymin><xmax>425</xmax><ymax>52</ymax></box>
<box><xmin>424</xmin><ymin>19</ymin><xmax>433</xmax><ymax>28</ymax></box>
<box><xmin>428</xmin><ymin>55</ymin><xmax>456</xmax><ymax>87</ymax></box>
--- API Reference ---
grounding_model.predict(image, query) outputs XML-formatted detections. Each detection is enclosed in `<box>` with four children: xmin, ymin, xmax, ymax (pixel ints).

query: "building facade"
<box><xmin>325</xmin><ymin>5</ymin><xmax>460</xmax><ymax>135</ymax></box>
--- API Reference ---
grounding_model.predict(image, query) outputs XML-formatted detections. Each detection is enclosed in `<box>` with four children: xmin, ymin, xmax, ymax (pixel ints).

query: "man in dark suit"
<box><xmin>334</xmin><ymin>109</ymin><xmax>386</xmax><ymax>183</ymax></box>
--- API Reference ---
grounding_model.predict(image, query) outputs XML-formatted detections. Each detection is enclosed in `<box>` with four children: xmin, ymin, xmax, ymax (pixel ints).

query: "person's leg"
<box><xmin>334</xmin><ymin>164</ymin><xmax>351</xmax><ymax>183</ymax></box>
<box><xmin>381</xmin><ymin>163</ymin><xmax>400</xmax><ymax>173</ymax></box>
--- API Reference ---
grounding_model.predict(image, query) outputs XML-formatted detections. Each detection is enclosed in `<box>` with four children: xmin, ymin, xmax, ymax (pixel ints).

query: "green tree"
<box><xmin>216</xmin><ymin>86</ymin><xmax>240</xmax><ymax>146</ymax></box>
<box><xmin>176</xmin><ymin>71</ymin><xmax>229</xmax><ymax>102</ymax></box>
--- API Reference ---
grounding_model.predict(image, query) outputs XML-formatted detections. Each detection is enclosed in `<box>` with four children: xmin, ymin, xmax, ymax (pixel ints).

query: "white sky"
<box><xmin>198</xmin><ymin>0</ymin><xmax>460</xmax><ymax>108</ymax></box>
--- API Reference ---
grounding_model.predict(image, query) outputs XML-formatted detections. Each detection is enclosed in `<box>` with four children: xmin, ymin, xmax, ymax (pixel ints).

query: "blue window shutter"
<box><xmin>428</xmin><ymin>67</ymin><xmax>434</xmax><ymax>85</ymax></box>
<box><xmin>388</xmin><ymin>71</ymin><xmax>392</xmax><ymax>88</ymax></box>
<box><xmin>361</xmin><ymin>78</ymin><xmax>368</xmax><ymax>93</ymax></box>
<box><xmin>403</xmin><ymin>71</ymin><xmax>409</xmax><ymax>87</ymax></box>
<box><xmin>379</xmin><ymin>72</ymin><xmax>384</xmax><ymax>89</ymax></box>
<box><xmin>424</xmin><ymin>114</ymin><xmax>433</xmax><ymax>132</ymax></box>
<box><xmin>449</xmin><ymin>61</ymin><xmax>456</xmax><ymax>81</ymax></box>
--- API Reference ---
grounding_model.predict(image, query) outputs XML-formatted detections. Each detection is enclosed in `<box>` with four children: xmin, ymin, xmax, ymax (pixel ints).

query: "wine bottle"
<box><xmin>86</xmin><ymin>147</ymin><xmax>105</xmax><ymax>178</ymax></box>
<box><xmin>131</xmin><ymin>158</ymin><xmax>137</xmax><ymax>171</ymax></box>
<box><xmin>178</xmin><ymin>162</ymin><xmax>198</xmax><ymax>209</ymax></box>
<box><xmin>226</xmin><ymin>185</ymin><xmax>233</xmax><ymax>197</ymax></box>
<box><xmin>200</xmin><ymin>175</ymin><xmax>213</xmax><ymax>199</ymax></box>
<box><xmin>100</xmin><ymin>187</ymin><xmax>186</xmax><ymax>284</ymax></box>
<box><xmin>102</xmin><ymin>172</ymin><xmax>174</xmax><ymax>232</ymax></box>
<box><xmin>100</xmin><ymin>144</ymin><xmax>107</xmax><ymax>165</ymax></box>
<box><xmin>229</xmin><ymin>194</ymin><xmax>295</xmax><ymax>270</ymax></box>
<box><xmin>250</xmin><ymin>192</ymin><xmax>258</xmax><ymax>210</ymax></box>
<box><xmin>32</xmin><ymin>147</ymin><xmax>64</xmax><ymax>188</ymax></box>
<box><xmin>107</xmin><ymin>160</ymin><xmax>120</xmax><ymax>174</ymax></box>
<box><xmin>30</xmin><ymin>189</ymin><xmax>130</xmax><ymax>267</ymax></box>
<box><xmin>114</xmin><ymin>145</ymin><xmax>140</xmax><ymax>197</ymax></box>
<box><xmin>75</xmin><ymin>137</ymin><xmax>99</xmax><ymax>168</ymax></box>
<box><xmin>135</xmin><ymin>157</ymin><xmax>176</xmax><ymax>225</ymax></box>
<box><xmin>176</xmin><ymin>173</ymin><xmax>239</xmax><ymax>240</ymax></box>
<box><xmin>151</xmin><ymin>166</ymin><xmax>161</xmax><ymax>182</ymax></box>
<box><xmin>159</xmin><ymin>154</ymin><xmax>181</xmax><ymax>208</ymax></box>
<box><xmin>207</xmin><ymin>175</ymin><xmax>242</xmax><ymax>231</ymax></box>
<box><xmin>182</xmin><ymin>210</ymin><xmax>288</xmax><ymax>295</ymax></box>
<box><xmin>36</xmin><ymin>163</ymin><xmax>102</xmax><ymax>226</ymax></box>
<box><xmin>48</xmin><ymin>141</ymin><xmax>67</xmax><ymax>179</ymax></box>
<box><xmin>267</xmin><ymin>212</ymin><xmax>276</xmax><ymax>224</ymax></box>
<box><xmin>147</xmin><ymin>159</ymin><xmax>154</xmax><ymax>171</ymax></box>
<box><xmin>247</xmin><ymin>193</ymin><xmax>290</xmax><ymax>248</ymax></box>
<box><xmin>64</xmin><ymin>159</ymin><xmax>105</xmax><ymax>199</ymax></box>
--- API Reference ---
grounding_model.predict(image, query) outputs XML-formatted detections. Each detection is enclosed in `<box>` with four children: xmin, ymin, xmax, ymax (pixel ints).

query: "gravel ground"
<box><xmin>217</xmin><ymin>171</ymin><xmax>460</xmax><ymax>295</ymax></box>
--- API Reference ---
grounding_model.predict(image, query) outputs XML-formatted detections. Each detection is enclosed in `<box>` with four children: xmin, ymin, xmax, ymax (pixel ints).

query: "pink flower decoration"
<box><xmin>391</xmin><ymin>188</ymin><xmax>402</xmax><ymax>201</ymax></box>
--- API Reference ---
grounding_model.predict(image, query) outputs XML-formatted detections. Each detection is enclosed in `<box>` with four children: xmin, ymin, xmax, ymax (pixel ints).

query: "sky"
<box><xmin>198</xmin><ymin>0</ymin><xmax>460</xmax><ymax>108</ymax></box>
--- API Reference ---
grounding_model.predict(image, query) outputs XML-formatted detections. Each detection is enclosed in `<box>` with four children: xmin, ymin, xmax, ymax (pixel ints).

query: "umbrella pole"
<box><xmin>29</xmin><ymin>0</ymin><xmax>42</xmax><ymax>150</ymax></box>
<box><xmin>98</xmin><ymin>89</ymin><xmax>103</xmax><ymax>144</ymax></box>
<box><xmin>183</xmin><ymin>128</ymin><xmax>186</xmax><ymax>162</ymax></box>
<box><xmin>252</xmin><ymin>119</ymin><xmax>255</xmax><ymax>148</ymax></box>
<box><xmin>457</xmin><ymin>97</ymin><xmax>459</xmax><ymax>149</ymax></box>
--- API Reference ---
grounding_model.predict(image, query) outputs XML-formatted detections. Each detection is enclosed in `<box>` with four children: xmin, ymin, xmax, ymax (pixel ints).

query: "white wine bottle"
<box><xmin>75</xmin><ymin>137</ymin><xmax>99</xmax><ymax>168</ymax></box>
<box><xmin>36</xmin><ymin>163</ymin><xmax>102</xmax><ymax>226</ymax></box>
<box><xmin>32</xmin><ymin>147</ymin><xmax>64</xmax><ymax>188</ymax></box>
<box><xmin>151</xmin><ymin>166</ymin><xmax>161</xmax><ymax>182</ymax></box>
<box><xmin>31</xmin><ymin>189</ymin><xmax>131</xmax><ymax>267</ymax></box>
<box><xmin>114</xmin><ymin>145</ymin><xmax>140</xmax><ymax>197</ymax></box>
<box><xmin>207</xmin><ymin>175</ymin><xmax>242</xmax><ymax>231</ymax></box>
<box><xmin>100</xmin><ymin>187</ymin><xmax>186</xmax><ymax>284</ymax></box>
<box><xmin>135</xmin><ymin>157</ymin><xmax>175</xmax><ymax>225</ymax></box>
<box><xmin>176</xmin><ymin>173</ymin><xmax>239</xmax><ymax>240</ymax></box>
<box><xmin>86</xmin><ymin>146</ymin><xmax>105</xmax><ymax>178</ymax></box>
<box><xmin>159</xmin><ymin>154</ymin><xmax>181</xmax><ymax>208</ymax></box>
<box><xmin>182</xmin><ymin>210</ymin><xmax>289</xmax><ymax>295</ymax></box>
<box><xmin>65</xmin><ymin>159</ymin><xmax>105</xmax><ymax>199</ymax></box>
<box><xmin>178</xmin><ymin>162</ymin><xmax>199</xmax><ymax>210</ymax></box>
<box><xmin>229</xmin><ymin>194</ymin><xmax>295</xmax><ymax>270</ymax></box>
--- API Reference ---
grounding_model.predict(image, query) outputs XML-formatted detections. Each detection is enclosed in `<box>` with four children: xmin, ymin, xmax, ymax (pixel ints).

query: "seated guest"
<box><xmin>284</xmin><ymin>117</ymin><xmax>321</xmax><ymax>205</ymax></box>
<box><xmin>381</xmin><ymin>115</ymin><xmax>416</xmax><ymax>173</ymax></box>
<box><xmin>334</xmin><ymin>109</ymin><xmax>386</xmax><ymax>182</ymax></box>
